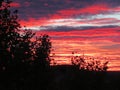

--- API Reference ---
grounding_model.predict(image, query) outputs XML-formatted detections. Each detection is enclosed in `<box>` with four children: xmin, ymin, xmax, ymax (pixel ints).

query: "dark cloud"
<box><xmin>39</xmin><ymin>25</ymin><xmax>120</xmax><ymax>32</ymax></box>
<box><xmin>101</xmin><ymin>44</ymin><xmax>120</xmax><ymax>49</ymax></box>
<box><xmin>13</xmin><ymin>0</ymin><xmax>120</xmax><ymax>20</ymax></box>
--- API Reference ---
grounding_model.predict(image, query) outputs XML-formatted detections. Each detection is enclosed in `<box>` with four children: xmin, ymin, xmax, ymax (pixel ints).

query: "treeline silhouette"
<box><xmin>0</xmin><ymin>0</ymin><xmax>51</xmax><ymax>89</ymax></box>
<box><xmin>71</xmin><ymin>52</ymin><xmax>109</xmax><ymax>71</ymax></box>
<box><xmin>0</xmin><ymin>0</ymin><xmax>120</xmax><ymax>90</ymax></box>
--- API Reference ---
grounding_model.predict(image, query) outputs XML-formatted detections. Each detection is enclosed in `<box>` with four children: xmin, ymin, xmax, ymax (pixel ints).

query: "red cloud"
<box><xmin>80</xmin><ymin>4</ymin><xmax>108</xmax><ymax>14</ymax></box>
<box><xmin>19</xmin><ymin>4</ymin><xmax>119</xmax><ymax>27</ymax></box>
<box><xmin>20</xmin><ymin>17</ymin><xmax>48</xmax><ymax>27</ymax></box>
<box><xmin>50</xmin><ymin>4</ymin><xmax>109</xmax><ymax>19</ymax></box>
<box><xmin>10</xmin><ymin>2</ymin><xmax>20</xmax><ymax>7</ymax></box>
<box><xmin>112</xmin><ymin>6</ymin><xmax>120</xmax><ymax>12</ymax></box>
<box><xmin>35</xmin><ymin>27</ymin><xmax>120</xmax><ymax>38</ymax></box>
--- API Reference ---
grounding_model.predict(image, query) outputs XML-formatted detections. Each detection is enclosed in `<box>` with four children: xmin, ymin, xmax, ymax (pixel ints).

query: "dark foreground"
<box><xmin>0</xmin><ymin>65</ymin><xmax>120</xmax><ymax>90</ymax></box>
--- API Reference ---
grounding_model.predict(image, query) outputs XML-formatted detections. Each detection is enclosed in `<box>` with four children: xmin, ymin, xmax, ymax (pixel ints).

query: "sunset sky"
<box><xmin>12</xmin><ymin>0</ymin><xmax>120</xmax><ymax>71</ymax></box>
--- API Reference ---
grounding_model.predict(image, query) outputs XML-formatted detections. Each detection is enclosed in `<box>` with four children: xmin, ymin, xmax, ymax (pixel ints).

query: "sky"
<box><xmin>12</xmin><ymin>0</ymin><xmax>120</xmax><ymax>71</ymax></box>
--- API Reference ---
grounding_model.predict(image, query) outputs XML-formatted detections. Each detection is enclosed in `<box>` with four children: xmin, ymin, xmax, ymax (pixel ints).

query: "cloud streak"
<box><xmin>13</xmin><ymin>0</ymin><xmax>120</xmax><ymax>71</ymax></box>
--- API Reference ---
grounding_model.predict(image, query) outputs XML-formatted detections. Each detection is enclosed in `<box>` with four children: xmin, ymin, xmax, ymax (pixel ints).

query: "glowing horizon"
<box><xmin>13</xmin><ymin>0</ymin><xmax>120</xmax><ymax>71</ymax></box>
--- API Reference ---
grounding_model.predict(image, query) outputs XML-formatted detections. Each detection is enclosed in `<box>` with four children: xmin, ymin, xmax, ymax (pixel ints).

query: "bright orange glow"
<box><xmin>34</xmin><ymin>27</ymin><xmax>120</xmax><ymax>71</ymax></box>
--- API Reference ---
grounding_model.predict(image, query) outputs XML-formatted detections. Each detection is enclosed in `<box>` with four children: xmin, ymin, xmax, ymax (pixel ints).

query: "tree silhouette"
<box><xmin>71</xmin><ymin>52</ymin><xmax>109</xmax><ymax>72</ymax></box>
<box><xmin>0</xmin><ymin>1</ymin><xmax>52</xmax><ymax>89</ymax></box>
<box><xmin>0</xmin><ymin>0</ymin><xmax>52</xmax><ymax>70</ymax></box>
<box><xmin>0</xmin><ymin>0</ymin><xmax>21</xmax><ymax>71</ymax></box>
<box><xmin>34</xmin><ymin>34</ymin><xmax>51</xmax><ymax>69</ymax></box>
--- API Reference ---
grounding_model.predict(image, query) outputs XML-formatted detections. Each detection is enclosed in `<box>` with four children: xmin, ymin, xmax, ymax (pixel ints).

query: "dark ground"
<box><xmin>0</xmin><ymin>65</ymin><xmax>120</xmax><ymax>90</ymax></box>
<box><xmin>48</xmin><ymin>65</ymin><xmax>120</xmax><ymax>90</ymax></box>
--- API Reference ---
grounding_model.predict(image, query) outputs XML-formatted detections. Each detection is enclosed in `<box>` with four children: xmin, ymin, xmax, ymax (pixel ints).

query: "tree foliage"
<box><xmin>71</xmin><ymin>52</ymin><xmax>109</xmax><ymax>72</ymax></box>
<box><xmin>0</xmin><ymin>1</ymin><xmax>52</xmax><ymax>89</ymax></box>
<box><xmin>0</xmin><ymin>0</ymin><xmax>20</xmax><ymax>70</ymax></box>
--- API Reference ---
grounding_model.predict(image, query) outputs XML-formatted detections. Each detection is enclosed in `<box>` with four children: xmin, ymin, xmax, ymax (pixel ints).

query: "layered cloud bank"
<box><xmin>13</xmin><ymin>0</ymin><xmax>120</xmax><ymax>71</ymax></box>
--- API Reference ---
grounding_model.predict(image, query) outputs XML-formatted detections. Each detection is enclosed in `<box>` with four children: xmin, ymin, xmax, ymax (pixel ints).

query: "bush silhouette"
<box><xmin>71</xmin><ymin>52</ymin><xmax>109</xmax><ymax>72</ymax></box>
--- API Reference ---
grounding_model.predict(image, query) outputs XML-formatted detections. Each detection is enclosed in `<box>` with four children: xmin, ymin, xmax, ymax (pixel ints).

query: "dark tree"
<box><xmin>0</xmin><ymin>0</ymin><xmax>21</xmax><ymax>71</ymax></box>
<box><xmin>0</xmin><ymin>1</ymin><xmax>52</xmax><ymax>89</ymax></box>
<box><xmin>34</xmin><ymin>34</ymin><xmax>52</xmax><ymax>70</ymax></box>
<box><xmin>0</xmin><ymin>0</ymin><xmax>52</xmax><ymax>70</ymax></box>
<box><xmin>71</xmin><ymin>52</ymin><xmax>109</xmax><ymax>72</ymax></box>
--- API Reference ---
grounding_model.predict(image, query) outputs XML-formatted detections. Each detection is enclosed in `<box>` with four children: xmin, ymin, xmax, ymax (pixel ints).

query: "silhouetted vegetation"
<box><xmin>0</xmin><ymin>0</ymin><xmax>120</xmax><ymax>90</ymax></box>
<box><xmin>0</xmin><ymin>0</ymin><xmax>51</xmax><ymax>89</ymax></box>
<box><xmin>71</xmin><ymin>52</ymin><xmax>109</xmax><ymax>71</ymax></box>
